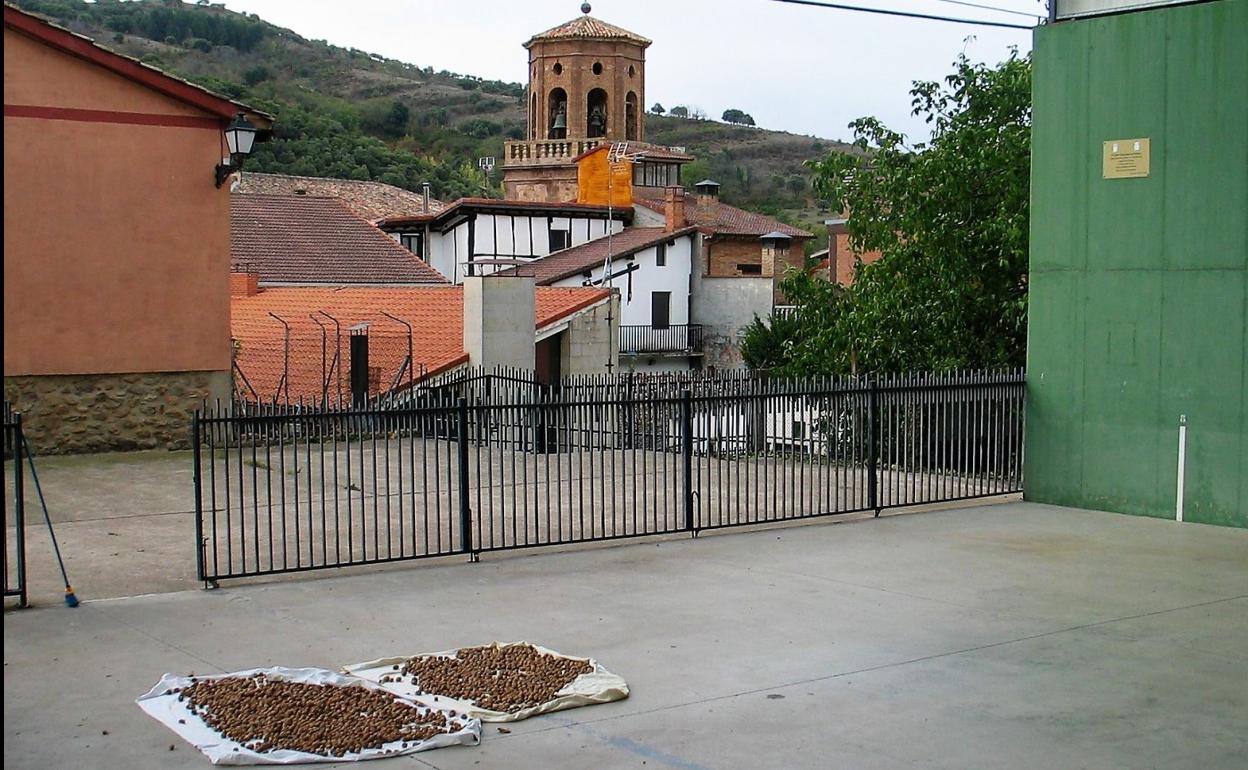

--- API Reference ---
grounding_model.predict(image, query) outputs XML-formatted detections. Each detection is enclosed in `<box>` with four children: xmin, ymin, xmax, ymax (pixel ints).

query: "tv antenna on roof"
<box><xmin>601</xmin><ymin>142</ymin><xmax>646</xmax><ymax>375</ymax></box>
<box><xmin>602</xmin><ymin>142</ymin><xmax>645</xmax><ymax>281</ymax></box>
<box><xmin>477</xmin><ymin>155</ymin><xmax>496</xmax><ymax>176</ymax></box>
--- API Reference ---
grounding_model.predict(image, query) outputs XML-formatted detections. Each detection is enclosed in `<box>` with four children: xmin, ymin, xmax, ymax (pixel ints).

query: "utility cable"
<box><xmin>769</xmin><ymin>0</ymin><xmax>1035</xmax><ymax>29</ymax></box>
<box><xmin>929</xmin><ymin>0</ymin><xmax>1042</xmax><ymax>20</ymax></box>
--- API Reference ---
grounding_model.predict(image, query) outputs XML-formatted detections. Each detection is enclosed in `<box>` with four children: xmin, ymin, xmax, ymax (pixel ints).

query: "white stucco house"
<box><xmin>378</xmin><ymin>198</ymin><xmax>628</xmax><ymax>284</ymax></box>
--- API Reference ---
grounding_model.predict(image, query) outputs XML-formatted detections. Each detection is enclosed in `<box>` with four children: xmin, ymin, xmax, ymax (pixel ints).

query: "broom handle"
<box><xmin>20</xmin><ymin>435</ymin><xmax>72</xmax><ymax>589</ymax></box>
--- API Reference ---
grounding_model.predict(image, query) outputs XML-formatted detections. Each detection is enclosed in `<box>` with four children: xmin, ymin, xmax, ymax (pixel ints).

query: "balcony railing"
<box><xmin>619</xmin><ymin>324</ymin><xmax>703</xmax><ymax>355</ymax></box>
<box><xmin>504</xmin><ymin>139</ymin><xmax>603</xmax><ymax>165</ymax></box>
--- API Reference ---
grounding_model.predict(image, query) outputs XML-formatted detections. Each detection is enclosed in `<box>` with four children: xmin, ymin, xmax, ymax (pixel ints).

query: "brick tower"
<box><xmin>525</xmin><ymin>4</ymin><xmax>649</xmax><ymax>143</ymax></box>
<box><xmin>503</xmin><ymin>4</ymin><xmax>652</xmax><ymax>201</ymax></box>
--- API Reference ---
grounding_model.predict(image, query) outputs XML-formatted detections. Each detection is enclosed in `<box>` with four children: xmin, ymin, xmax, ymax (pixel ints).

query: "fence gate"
<box><xmin>193</xmin><ymin>370</ymin><xmax>1024</xmax><ymax>585</ymax></box>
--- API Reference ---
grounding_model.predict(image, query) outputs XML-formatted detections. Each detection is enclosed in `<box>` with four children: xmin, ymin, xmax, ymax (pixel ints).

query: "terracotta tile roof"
<box><xmin>635</xmin><ymin>190</ymin><xmax>813</xmax><ymax>237</ymax></box>
<box><xmin>496</xmin><ymin>226</ymin><xmax>698</xmax><ymax>285</ymax></box>
<box><xmin>378</xmin><ymin>197</ymin><xmax>627</xmax><ymax>229</ymax></box>
<box><xmin>235</xmin><ymin>173</ymin><xmax>443</xmax><ymax>222</ymax></box>
<box><xmin>524</xmin><ymin>15</ymin><xmax>651</xmax><ymax>48</ymax></box>
<box><xmin>230</xmin><ymin>194</ymin><xmax>447</xmax><ymax>285</ymax></box>
<box><xmin>4</xmin><ymin>5</ymin><xmax>271</xmax><ymax>126</ymax></box>
<box><xmin>231</xmin><ymin>285</ymin><xmax>610</xmax><ymax>402</ymax></box>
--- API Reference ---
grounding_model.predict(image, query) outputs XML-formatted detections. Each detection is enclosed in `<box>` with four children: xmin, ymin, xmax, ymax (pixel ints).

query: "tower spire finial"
<box><xmin>581</xmin><ymin>2</ymin><xmax>592</xmax><ymax>14</ymax></box>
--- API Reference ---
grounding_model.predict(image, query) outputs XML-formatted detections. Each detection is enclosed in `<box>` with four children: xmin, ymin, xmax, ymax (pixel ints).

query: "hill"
<box><xmin>12</xmin><ymin>0</ymin><xmax>850</xmax><ymax>231</ymax></box>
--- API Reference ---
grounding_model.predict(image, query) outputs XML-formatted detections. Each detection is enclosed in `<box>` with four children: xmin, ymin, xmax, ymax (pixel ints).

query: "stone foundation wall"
<box><xmin>3</xmin><ymin>370</ymin><xmax>230</xmax><ymax>454</ymax></box>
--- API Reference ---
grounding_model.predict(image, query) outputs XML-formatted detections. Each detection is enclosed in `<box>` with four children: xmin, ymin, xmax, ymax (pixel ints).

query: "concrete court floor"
<box><xmin>3</xmin><ymin>501</ymin><xmax>1246</xmax><ymax>770</ymax></box>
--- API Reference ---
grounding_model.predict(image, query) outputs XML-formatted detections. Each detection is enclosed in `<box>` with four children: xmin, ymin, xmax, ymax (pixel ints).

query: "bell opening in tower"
<box><xmin>625</xmin><ymin>91</ymin><xmax>639</xmax><ymax>141</ymax></box>
<box><xmin>548</xmin><ymin>88</ymin><xmax>568</xmax><ymax>140</ymax></box>
<box><xmin>587</xmin><ymin>88</ymin><xmax>608</xmax><ymax>139</ymax></box>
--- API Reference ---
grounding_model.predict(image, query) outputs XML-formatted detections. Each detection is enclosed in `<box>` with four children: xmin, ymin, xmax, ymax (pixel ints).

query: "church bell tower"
<box><xmin>503</xmin><ymin>4</ymin><xmax>653</xmax><ymax>201</ymax></box>
<box><xmin>524</xmin><ymin>3</ymin><xmax>650</xmax><ymax>144</ymax></box>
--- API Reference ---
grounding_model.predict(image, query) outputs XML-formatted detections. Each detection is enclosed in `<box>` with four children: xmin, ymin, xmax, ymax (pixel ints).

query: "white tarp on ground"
<box><xmin>136</xmin><ymin>667</ymin><xmax>481</xmax><ymax>765</ymax></box>
<box><xmin>344</xmin><ymin>641</ymin><xmax>629</xmax><ymax>723</ymax></box>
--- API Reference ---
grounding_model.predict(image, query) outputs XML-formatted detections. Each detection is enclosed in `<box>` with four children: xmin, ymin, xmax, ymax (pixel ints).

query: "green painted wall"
<box><xmin>1026</xmin><ymin>0</ymin><xmax>1248</xmax><ymax>527</ymax></box>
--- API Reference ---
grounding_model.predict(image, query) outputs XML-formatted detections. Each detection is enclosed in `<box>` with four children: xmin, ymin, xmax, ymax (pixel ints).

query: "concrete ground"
<box><xmin>3</xmin><ymin>449</ymin><xmax>203</xmax><ymax>603</ymax></box>
<box><xmin>4</xmin><ymin>501</ymin><xmax>1246</xmax><ymax>769</ymax></box>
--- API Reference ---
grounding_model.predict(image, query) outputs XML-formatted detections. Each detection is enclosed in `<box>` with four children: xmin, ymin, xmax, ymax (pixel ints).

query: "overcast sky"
<box><xmin>219</xmin><ymin>0</ymin><xmax>1044</xmax><ymax>141</ymax></box>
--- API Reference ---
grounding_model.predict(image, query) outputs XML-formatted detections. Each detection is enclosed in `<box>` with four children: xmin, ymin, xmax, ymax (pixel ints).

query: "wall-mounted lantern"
<box><xmin>215</xmin><ymin>112</ymin><xmax>258</xmax><ymax>188</ymax></box>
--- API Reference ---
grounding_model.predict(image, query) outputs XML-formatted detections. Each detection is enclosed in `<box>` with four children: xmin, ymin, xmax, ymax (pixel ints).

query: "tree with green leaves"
<box><xmin>744</xmin><ymin>52</ymin><xmax>1031</xmax><ymax>374</ymax></box>
<box><xmin>669</xmin><ymin>105</ymin><xmax>689</xmax><ymax>118</ymax></box>
<box><xmin>722</xmin><ymin>108</ymin><xmax>755</xmax><ymax>126</ymax></box>
<box><xmin>650</xmin><ymin>102</ymin><xmax>665</xmax><ymax>115</ymax></box>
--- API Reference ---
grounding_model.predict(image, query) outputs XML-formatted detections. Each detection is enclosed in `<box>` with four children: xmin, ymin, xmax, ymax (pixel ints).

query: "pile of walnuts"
<box><xmin>394</xmin><ymin>644</ymin><xmax>592</xmax><ymax>713</ymax></box>
<box><xmin>176</xmin><ymin>674</ymin><xmax>457</xmax><ymax>757</ymax></box>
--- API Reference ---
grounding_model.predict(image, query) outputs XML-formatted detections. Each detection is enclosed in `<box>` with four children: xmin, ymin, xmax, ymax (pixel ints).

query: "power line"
<box><xmin>930</xmin><ymin>0</ymin><xmax>1042</xmax><ymax>19</ymax></box>
<box><xmin>769</xmin><ymin>0</ymin><xmax>1035</xmax><ymax>29</ymax></box>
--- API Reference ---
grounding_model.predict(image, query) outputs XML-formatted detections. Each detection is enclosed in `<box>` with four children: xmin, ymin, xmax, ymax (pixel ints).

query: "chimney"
<box><xmin>230</xmin><ymin>269</ymin><xmax>260</xmax><ymax>297</ymax></box>
<box><xmin>663</xmin><ymin>186</ymin><xmax>686</xmax><ymax>232</ymax></box>
<box><xmin>693</xmin><ymin>179</ymin><xmax>720</xmax><ymax>206</ymax></box>
<box><xmin>826</xmin><ymin>217</ymin><xmax>848</xmax><ymax>285</ymax></box>
<box><xmin>463</xmin><ymin>275</ymin><xmax>536</xmax><ymax>371</ymax></box>
<box><xmin>349</xmin><ymin>324</ymin><xmax>370</xmax><ymax>407</ymax></box>
<box><xmin>760</xmin><ymin>231</ymin><xmax>792</xmax><ymax>304</ymax></box>
<box><xmin>422</xmin><ymin>182</ymin><xmax>432</xmax><ymax>213</ymax></box>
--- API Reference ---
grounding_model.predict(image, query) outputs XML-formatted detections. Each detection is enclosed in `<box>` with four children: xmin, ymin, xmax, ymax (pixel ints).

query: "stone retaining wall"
<box><xmin>3</xmin><ymin>370</ymin><xmax>230</xmax><ymax>454</ymax></box>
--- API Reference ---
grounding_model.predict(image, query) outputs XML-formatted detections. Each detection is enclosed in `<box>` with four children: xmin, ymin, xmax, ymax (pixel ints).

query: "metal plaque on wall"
<box><xmin>1103</xmin><ymin>138</ymin><xmax>1151</xmax><ymax>179</ymax></box>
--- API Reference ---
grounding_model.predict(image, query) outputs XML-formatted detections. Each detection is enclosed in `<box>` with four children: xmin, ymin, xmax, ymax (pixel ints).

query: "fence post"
<box><xmin>192</xmin><ymin>413</ymin><xmax>205</xmax><ymax>584</ymax></box>
<box><xmin>681</xmin><ymin>389</ymin><xmax>695</xmax><ymax>534</ymax></box>
<box><xmin>13</xmin><ymin>411</ymin><xmax>28</xmax><ymax>608</ymax></box>
<box><xmin>868</xmin><ymin>378</ymin><xmax>880</xmax><ymax>516</ymax></box>
<box><xmin>456</xmin><ymin>397</ymin><xmax>475</xmax><ymax>561</ymax></box>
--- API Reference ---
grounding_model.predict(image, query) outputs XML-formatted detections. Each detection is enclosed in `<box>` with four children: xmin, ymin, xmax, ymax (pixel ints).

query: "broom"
<box><xmin>21</xmin><ymin>435</ymin><xmax>78</xmax><ymax>607</ymax></box>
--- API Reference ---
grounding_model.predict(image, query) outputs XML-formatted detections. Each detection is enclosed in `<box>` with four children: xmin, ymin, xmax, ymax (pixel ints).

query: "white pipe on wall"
<box><xmin>1175</xmin><ymin>414</ymin><xmax>1187</xmax><ymax>523</ymax></box>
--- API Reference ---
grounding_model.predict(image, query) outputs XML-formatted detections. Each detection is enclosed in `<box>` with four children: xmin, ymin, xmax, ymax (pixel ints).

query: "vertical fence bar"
<box><xmin>192</xmin><ymin>413</ymin><xmax>205</xmax><ymax>584</ymax></box>
<box><xmin>457</xmin><ymin>398</ymin><xmax>474</xmax><ymax>560</ymax></box>
<box><xmin>5</xmin><ymin>410</ymin><xmax>29</xmax><ymax>607</ymax></box>
<box><xmin>681</xmin><ymin>389</ymin><xmax>694</xmax><ymax>533</ymax></box>
<box><xmin>868</xmin><ymin>378</ymin><xmax>880</xmax><ymax>515</ymax></box>
<box><xmin>16</xmin><ymin>411</ymin><xmax>27</xmax><ymax>608</ymax></box>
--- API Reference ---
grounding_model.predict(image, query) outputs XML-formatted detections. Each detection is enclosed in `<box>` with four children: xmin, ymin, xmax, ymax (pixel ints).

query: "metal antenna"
<box><xmin>316</xmin><ymin>310</ymin><xmax>343</xmax><ymax>407</ymax></box>
<box><xmin>380</xmin><ymin>311</ymin><xmax>415</xmax><ymax>401</ymax></box>
<box><xmin>267</xmin><ymin>312</ymin><xmax>291</xmax><ymax>406</ymax></box>
<box><xmin>309</xmin><ymin>314</ymin><xmax>331</xmax><ymax>408</ymax></box>
<box><xmin>604</xmin><ymin>142</ymin><xmax>646</xmax><ymax>374</ymax></box>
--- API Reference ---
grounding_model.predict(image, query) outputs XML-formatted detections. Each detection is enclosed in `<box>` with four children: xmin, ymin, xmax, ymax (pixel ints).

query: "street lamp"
<box><xmin>215</xmin><ymin>112</ymin><xmax>258</xmax><ymax>188</ymax></box>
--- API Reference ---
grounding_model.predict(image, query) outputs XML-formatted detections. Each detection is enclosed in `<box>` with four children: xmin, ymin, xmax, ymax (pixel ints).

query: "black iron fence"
<box><xmin>193</xmin><ymin>369</ymin><xmax>1024</xmax><ymax>584</ymax></box>
<box><xmin>619</xmin><ymin>324</ymin><xmax>703</xmax><ymax>355</ymax></box>
<box><xmin>4</xmin><ymin>404</ymin><xmax>28</xmax><ymax>607</ymax></box>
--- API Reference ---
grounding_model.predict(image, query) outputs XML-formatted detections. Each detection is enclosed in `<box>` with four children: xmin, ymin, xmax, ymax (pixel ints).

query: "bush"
<box><xmin>460</xmin><ymin>118</ymin><xmax>501</xmax><ymax>138</ymax></box>
<box><xmin>243</xmin><ymin>65</ymin><xmax>271</xmax><ymax>86</ymax></box>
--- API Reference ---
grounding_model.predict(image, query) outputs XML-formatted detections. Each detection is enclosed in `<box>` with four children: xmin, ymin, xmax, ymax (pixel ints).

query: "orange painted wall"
<box><xmin>576</xmin><ymin>148</ymin><xmax>633</xmax><ymax>207</ymax></box>
<box><xmin>3</xmin><ymin>27</ymin><xmax>232</xmax><ymax>376</ymax></box>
